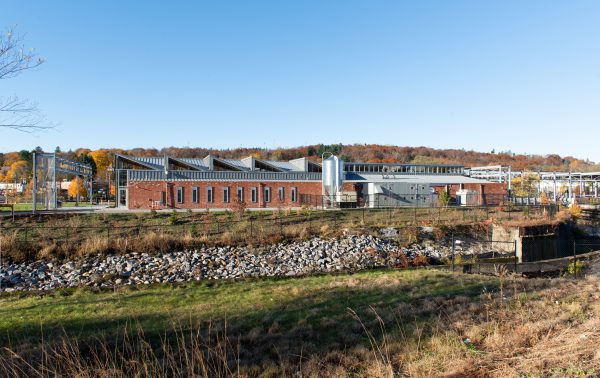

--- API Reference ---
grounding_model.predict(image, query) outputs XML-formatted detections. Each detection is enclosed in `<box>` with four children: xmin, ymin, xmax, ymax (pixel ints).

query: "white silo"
<box><xmin>322</xmin><ymin>155</ymin><xmax>344</xmax><ymax>206</ymax></box>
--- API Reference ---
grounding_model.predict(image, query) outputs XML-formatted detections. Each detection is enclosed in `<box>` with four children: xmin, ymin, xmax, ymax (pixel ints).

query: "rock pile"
<box><xmin>0</xmin><ymin>235</ymin><xmax>444</xmax><ymax>292</ymax></box>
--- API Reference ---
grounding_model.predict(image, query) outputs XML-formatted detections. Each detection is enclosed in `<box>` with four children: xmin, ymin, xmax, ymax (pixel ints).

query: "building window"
<box><xmin>223</xmin><ymin>186</ymin><xmax>230</xmax><ymax>203</ymax></box>
<box><xmin>176</xmin><ymin>187</ymin><xmax>184</xmax><ymax>204</ymax></box>
<box><xmin>278</xmin><ymin>187</ymin><xmax>285</xmax><ymax>201</ymax></box>
<box><xmin>207</xmin><ymin>187</ymin><xmax>214</xmax><ymax>203</ymax></box>
<box><xmin>291</xmin><ymin>187</ymin><xmax>297</xmax><ymax>202</ymax></box>
<box><xmin>237</xmin><ymin>187</ymin><xmax>244</xmax><ymax>202</ymax></box>
<box><xmin>264</xmin><ymin>187</ymin><xmax>271</xmax><ymax>203</ymax></box>
<box><xmin>251</xmin><ymin>187</ymin><xmax>258</xmax><ymax>203</ymax></box>
<box><xmin>192</xmin><ymin>186</ymin><xmax>199</xmax><ymax>203</ymax></box>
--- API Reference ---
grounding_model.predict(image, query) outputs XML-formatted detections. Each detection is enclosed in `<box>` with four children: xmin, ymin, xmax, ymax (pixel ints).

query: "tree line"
<box><xmin>1</xmin><ymin>144</ymin><xmax>599</xmax><ymax>185</ymax></box>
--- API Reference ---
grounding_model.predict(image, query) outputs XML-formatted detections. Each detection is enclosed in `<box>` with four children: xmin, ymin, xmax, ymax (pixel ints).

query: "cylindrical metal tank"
<box><xmin>322</xmin><ymin>155</ymin><xmax>344</xmax><ymax>196</ymax></box>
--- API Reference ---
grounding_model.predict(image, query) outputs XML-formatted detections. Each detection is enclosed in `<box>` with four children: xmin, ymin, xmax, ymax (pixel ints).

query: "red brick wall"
<box><xmin>127</xmin><ymin>180</ymin><xmax>323</xmax><ymax>209</ymax></box>
<box><xmin>445</xmin><ymin>183</ymin><xmax>506</xmax><ymax>196</ymax></box>
<box><xmin>127</xmin><ymin>179</ymin><xmax>505</xmax><ymax>209</ymax></box>
<box><xmin>441</xmin><ymin>182</ymin><xmax>507</xmax><ymax>205</ymax></box>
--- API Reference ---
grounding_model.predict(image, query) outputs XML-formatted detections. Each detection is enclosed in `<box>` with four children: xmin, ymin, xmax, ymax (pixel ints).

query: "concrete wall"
<box><xmin>492</xmin><ymin>222</ymin><xmax>574</xmax><ymax>262</ymax></box>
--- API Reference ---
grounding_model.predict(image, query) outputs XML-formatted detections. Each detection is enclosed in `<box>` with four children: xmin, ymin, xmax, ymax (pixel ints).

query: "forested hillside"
<box><xmin>1</xmin><ymin>144</ymin><xmax>599</xmax><ymax>183</ymax></box>
<box><xmin>121</xmin><ymin>144</ymin><xmax>600</xmax><ymax>172</ymax></box>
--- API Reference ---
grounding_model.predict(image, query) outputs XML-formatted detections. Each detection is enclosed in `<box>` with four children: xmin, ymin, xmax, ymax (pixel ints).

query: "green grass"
<box><xmin>0</xmin><ymin>269</ymin><xmax>496</xmax><ymax>347</ymax></box>
<box><xmin>2</xmin><ymin>267</ymin><xmax>598</xmax><ymax>376</ymax></box>
<box><xmin>0</xmin><ymin>202</ymin><xmax>95</xmax><ymax>212</ymax></box>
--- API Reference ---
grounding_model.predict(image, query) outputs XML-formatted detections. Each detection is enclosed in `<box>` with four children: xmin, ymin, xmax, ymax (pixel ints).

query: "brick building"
<box><xmin>114</xmin><ymin>154</ymin><xmax>506</xmax><ymax>210</ymax></box>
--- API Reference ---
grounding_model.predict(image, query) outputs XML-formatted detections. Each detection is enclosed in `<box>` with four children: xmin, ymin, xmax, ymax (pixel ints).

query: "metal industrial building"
<box><xmin>114</xmin><ymin>154</ymin><xmax>505</xmax><ymax>210</ymax></box>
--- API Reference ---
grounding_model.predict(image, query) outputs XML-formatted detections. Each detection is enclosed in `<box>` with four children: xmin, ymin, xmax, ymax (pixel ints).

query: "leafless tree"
<box><xmin>1</xmin><ymin>27</ymin><xmax>53</xmax><ymax>132</ymax></box>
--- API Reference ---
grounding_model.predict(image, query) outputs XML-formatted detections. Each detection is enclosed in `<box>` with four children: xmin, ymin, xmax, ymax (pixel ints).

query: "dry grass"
<box><xmin>0</xmin><ymin>206</ymin><xmax>556</xmax><ymax>262</ymax></box>
<box><xmin>1</xmin><ymin>268</ymin><xmax>599</xmax><ymax>377</ymax></box>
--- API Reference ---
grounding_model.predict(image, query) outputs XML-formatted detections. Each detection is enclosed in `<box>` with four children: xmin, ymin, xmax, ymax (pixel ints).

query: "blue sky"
<box><xmin>1</xmin><ymin>1</ymin><xmax>599</xmax><ymax>161</ymax></box>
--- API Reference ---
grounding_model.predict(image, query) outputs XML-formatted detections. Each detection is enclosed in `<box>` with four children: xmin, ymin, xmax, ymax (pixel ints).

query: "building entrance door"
<box><xmin>118</xmin><ymin>188</ymin><xmax>128</xmax><ymax>208</ymax></box>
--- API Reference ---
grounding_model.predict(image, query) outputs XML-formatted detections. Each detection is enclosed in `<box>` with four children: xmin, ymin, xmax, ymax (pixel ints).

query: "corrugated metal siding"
<box><xmin>178</xmin><ymin>158</ymin><xmax>207</xmax><ymax>168</ymax></box>
<box><xmin>128</xmin><ymin>170</ymin><xmax>322</xmax><ymax>181</ymax></box>
<box><xmin>131</xmin><ymin>156</ymin><xmax>164</xmax><ymax>169</ymax></box>
<box><xmin>220</xmin><ymin>159</ymin><xmax>250</xmax><ymax>170</ymax></box>
<box><xmin>265</xmin><ymin>161</ymin><xmax>295</xmax><ymax>171</ymax></box>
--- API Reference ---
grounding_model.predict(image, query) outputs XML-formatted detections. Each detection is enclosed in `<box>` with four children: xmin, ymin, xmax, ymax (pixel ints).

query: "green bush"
<box><xmin>169</xmin><ymin>210</ymin><xmax>178</xmax><ymax>225</ymax></box>
<box><xmin>438</xmin><ymin>191</ymin><xmax>451</xmax><ymax>207</ymax></box>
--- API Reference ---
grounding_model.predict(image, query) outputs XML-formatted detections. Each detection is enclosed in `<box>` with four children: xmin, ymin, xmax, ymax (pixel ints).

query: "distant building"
<box><xmin>0</xmin><ymin>182</ymin><xmax>26</xmax><ymax>193</ymax></box>
<box><xmin>114</xmin><ymin>154</ymin><xmax>505</xmax><ymax>210</ymax></box>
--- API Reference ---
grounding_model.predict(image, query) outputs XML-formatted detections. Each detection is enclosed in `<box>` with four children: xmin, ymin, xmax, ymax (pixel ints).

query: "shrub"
<box><xmin>569</xmin><ymin>201</ymin><xmax>582</xmax><ymax>220</ymax></box>
<box><xmin>320</xmin><ymin>223</ymin><xmax>331</xmax><ymax>236</ymax></box>
<box><xmin>567</xmin><ymin>259</ymin><xmax>586</xmax><ymax>275</ymax></box>
<box><xmin>231</xmin><ymin>199</ymin><xmax>247</xmax><ymax>221</ymax></box>
<box><xmin>402</xmin><ymin>226</ymin><xmax>419</xmax><ymax>246</ymax></box>
<box><xmin>437</xmin><ymin>191</ymin><xmax>451</xmax><ymax>207</ymax></box>
<box><xmin>412</xmin><ymin>254</ymin><xmax>429</xmax><ymax>266</ymax></box>
<box><xmin>169</xmin><ymin>210</ymin><xmax>178</xmax><ymax>225</ymax></box>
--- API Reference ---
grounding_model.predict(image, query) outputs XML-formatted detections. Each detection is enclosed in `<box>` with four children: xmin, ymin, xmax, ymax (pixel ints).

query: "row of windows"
<box><xmin>345</xmin><ymin>164</ymin><xmax>464</xmax><ymax>175</ymax></box>
<box><xmin>175</xmin><ymin>186</ymin><xmax>298</xmax><ymax>204</ymax></box>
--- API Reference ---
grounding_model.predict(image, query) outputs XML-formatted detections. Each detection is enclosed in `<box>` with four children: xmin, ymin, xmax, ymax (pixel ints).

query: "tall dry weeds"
<box><xmin>0</xmin><ymin>321</ymin><xmax>241</xmax><ymax>378</ymax></box>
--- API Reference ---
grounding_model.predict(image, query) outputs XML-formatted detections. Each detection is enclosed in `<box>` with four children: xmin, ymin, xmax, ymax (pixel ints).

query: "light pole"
<box><xmin>107</xmin><ymin>167</ymin><xmax>114</xmax><ymax>205</ymax></box>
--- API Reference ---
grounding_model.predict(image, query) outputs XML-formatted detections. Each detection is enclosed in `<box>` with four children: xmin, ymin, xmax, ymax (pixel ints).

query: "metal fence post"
<box><xmin>0</xmin><ymin>235</ymin><xmax>2</xmax><ymax>290</ymax></box>
<box><xmin>514</xmin><ymin>240</ymin><xmax>518</xmax><ymax>273</ymax></box>
<box><xmin>573</xmin><ymin>241</ymin><xmax>577</xmax><ymax>279</ymax></box>
<box><xmin>451</xmin><ymin>233</ymin><xmax>455</xmax><ymax>272</ymax></box>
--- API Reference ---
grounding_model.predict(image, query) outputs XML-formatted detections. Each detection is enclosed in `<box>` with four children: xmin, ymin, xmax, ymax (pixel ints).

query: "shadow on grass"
<box><xmin>0</xmin><ymin>271</ymin><xmax>498</xmax><ymax>373</ymax></box>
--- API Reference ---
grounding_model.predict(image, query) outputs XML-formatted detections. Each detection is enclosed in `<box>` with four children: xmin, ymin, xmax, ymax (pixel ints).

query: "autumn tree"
<box><xmin>68</xmin><ymin>177</ymin><xmax>88</xmax><ymax>198</ymax></box>
<box><xmin>511</xmin><ymin>173</ymin><xmax>540</xmax><ymax>197</ymax></box>
<box><xmin>3</xmin><ymin>160</ymin><xmax>28</xmax><ymax>183</ymax></box>
<box><xmin>0</xmin><ymin>27</ymin><xmax>52</xmax><ymax>131</ymax></box>
<box><xmin>90</xmin><ymin>149</ymin><xmax>112</xmax><ymax>181</ymax></box>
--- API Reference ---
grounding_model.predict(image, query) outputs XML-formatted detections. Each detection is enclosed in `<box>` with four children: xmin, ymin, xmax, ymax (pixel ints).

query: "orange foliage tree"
<box><xmin>68</xmin><ymin>177</ymin><xmax>88</xmax><ymax>198</ymax></box>
<box><xmin>90</xmin><ymin>149</ymin><xmax>112</xmax><ymax>181</ymax></box>
<box><xmin>3</xmin><ymin>160</ymin><xmax>28</xmax><ymax>183</ymax></box>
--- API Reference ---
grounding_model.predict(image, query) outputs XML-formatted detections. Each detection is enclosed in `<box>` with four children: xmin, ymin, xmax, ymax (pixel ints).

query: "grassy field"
<box><xmin>0</xmin><ymin>201</ymin><xmax>96</xmax><ymax>212</ymax></box>
<box><xmin>1</xmin><ymin>268</ymin><xmax>599</xmax><ymax>377</ymax></box>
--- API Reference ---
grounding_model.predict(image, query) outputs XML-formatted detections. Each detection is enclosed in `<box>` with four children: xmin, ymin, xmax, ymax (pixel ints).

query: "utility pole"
<box><xmin>164</xmin><ymin>155</ymin><xmax>169</xmax><ymax>209</ymax></box>
<box><xmin>53</xmin><ymin>153</ymin><xmax>57</xmax><ymax>209</ymax></box>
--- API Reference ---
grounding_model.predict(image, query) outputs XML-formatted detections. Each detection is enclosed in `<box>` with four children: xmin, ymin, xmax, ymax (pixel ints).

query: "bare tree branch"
<box><xmin>0</xmin><ymin>97</ymin><xmax>54</xmax><ymax>132</ymax></box>
<box><xmin>0</xmin><ymin>28</ymin><xmax>45</xmax><ymax>79</ymax></box>
<box><xmin>0</xmin><ymin>27</ymin><xmax>52</xmax><ymax>132</ymax></box>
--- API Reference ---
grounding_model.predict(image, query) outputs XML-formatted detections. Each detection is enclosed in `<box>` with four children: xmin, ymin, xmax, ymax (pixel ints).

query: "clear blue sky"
<box><xmin>2</xmin><ymin>1</ymin><xmax>599</xmax><ymax>161</ymax></box>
